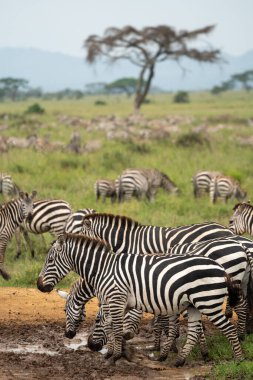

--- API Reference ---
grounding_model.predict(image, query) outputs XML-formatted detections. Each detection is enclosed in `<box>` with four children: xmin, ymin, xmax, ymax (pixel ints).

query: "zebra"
<box><xmin>55</xmin><ymin>214</ymin><xmax>237</xmax><ymax>344</ymax></box>
<box><xmin>229</xmin><ymin>202</ymin><xmax>253</xmax><ymax>236</ymax></box>
<box><xmin>191</xmin><ymin>170</ymin><xmax>221</xmax><ymax>198</ymax></box>
<box><xmin>116</xmin><ymin>170</ymin><xmax>149</xmax><ymax>202</ymax></box>
<box><xmin>64</xmin><ymin>208</ymin><xmax>96</xmax><ymax>234</ymax></box>
<box><xmin>56</xmin><ymin>278</ymin><xmax>143</xmax><ymax>341</ymax></box>
<box><xmin>37</xmin><ymin>234</ymin><xmax>243</xmax><ymax>365</ymax></box>
<box><xmin>65</xmin><ymin>235</ymin><xmax>253</xmax><ymax>351</ymax></box>
<box><xmin>116</xmin><ymin>168</ymin><xmax>178</xmax><ymax>202</ymax></box>
<box><xmin>210</xmin><ymin>175</ymin><xmax>247</xmax><ymax>204</ymax></box>
<box><xmin>81</xmin><ymin>213</ymin><xmax>235</xmax><ymax>255</ymax></box>
<box><xmin>0</xmin><ymin>191</ymin><xmax>37</xmax><ymax>280</ymax></box>
<box><xmin>0</xmin><ymin>173</ymin><xmax>20</xmax><ymax>200</ymax></box>
<box><xmin>16</xmin><ymin>199</ymin><xmax>72</xmax><ymax>258</ymax></box>
<box><xmin>94</xmin><ymin>180</ymin><xmax>116</xmax><ymax>203</ymax></box>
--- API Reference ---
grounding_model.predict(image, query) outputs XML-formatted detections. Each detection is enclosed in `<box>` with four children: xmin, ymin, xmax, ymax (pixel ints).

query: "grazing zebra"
<box><xmin>37</xmin><ymin>234</ymin><xmax>243</xmax><ymax>365</ymax></box>
<box><xmin>0</xmin><ymin>191</ymin><xmax>37</xmax><ymax>280</ymax></box>
<box><xmin>116</xmin><ymin>170</ymin><xmax>149</xmax><ymax>202</ymax></box>
<box><xmin>210</xmin><ymin>175</ymin><xmax>247</xmax><ymax>204</ymax></box>
<box><xmin>56</xmin><ymin>278</ymin><xmax>143</xmax><ymax>341</ymax></box>
<box><xmin>0</xmin><ymin>173</ymin><xmax>20</xmax><ymax>200</ymax></box>
<box><xmin>116</xmin><ymin>168</ymin><xmax>178</xmax><ymax>202</ymax></box>
<box><xmin>192</xmin><ymin>170</ymin><xmax>221</xmax><ymax>198</ymax></box>
<box><xmin>64</xmin><ymin>208</ymin><xmax>96</xmax><ymax>234</ymax></box>
<box><xmin>229</xmin><ymin>202</ymin><xmax>253</xmax><ymax>236</ymax></box>
<box><xmin>81</xmin><ymin>213</ymin><xmax>235</xmax><ymax>254</ymax></box>
<box><xmin>16</xmin><ymin>199</ymin><xmax>72</xmax><ymax>258</ymax></box>
<box><xmin>94</xmin><ymin>180</ymin><xmax>116</xmax><ymax>203</ymax></box>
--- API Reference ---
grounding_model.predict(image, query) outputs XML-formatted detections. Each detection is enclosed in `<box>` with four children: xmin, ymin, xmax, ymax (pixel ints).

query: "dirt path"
<box><xmin>0</xmin><ymin>287</ymin><xmax>212</xmax><ymax>380</ymax></box>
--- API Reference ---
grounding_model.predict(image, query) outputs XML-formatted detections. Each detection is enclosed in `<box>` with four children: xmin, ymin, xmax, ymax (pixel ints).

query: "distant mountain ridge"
<box><xmin>0</xmin><ymin>47</ymin><xmax>252</xmax><ymax>92</ymax></box>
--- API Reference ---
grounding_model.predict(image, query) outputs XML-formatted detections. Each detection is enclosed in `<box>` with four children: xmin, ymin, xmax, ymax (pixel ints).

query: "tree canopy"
<box><xmin>84</xmin><ymin>24</ymin><xmax>221</xmax><ymax>111</ymax></box>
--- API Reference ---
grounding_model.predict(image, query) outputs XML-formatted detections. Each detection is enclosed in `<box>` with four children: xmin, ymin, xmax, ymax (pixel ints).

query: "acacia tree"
<box><xmin>232</xmin><ymin>70</ymin><xmax>253</xmax><ymax>91</ymax></box>
<box><xmin>84</xmin><ymin>25</ymin><xmax>221</xmax><ymax>111</ymax></box>
<box><xmin>0</xmin><ymin>77</ymin><xmax>29</xmax><ymax>101</ymax></box>
<box><xmin>105</xmin><ymin>77</ymin><xmax>139</xmax><ymax>97</ymax></box>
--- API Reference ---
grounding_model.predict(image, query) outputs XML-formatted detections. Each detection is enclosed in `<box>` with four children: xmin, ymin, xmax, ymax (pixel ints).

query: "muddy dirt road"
<box><xmin>0</xmin><ymin>287</ymin><xmax>213</xmax><ymax>380</ymax></box>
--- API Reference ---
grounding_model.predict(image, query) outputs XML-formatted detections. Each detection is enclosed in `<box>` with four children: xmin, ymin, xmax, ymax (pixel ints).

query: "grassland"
<box><xmin>0</xmin><ymin>91</ymin><xmax>253</xmax><ymax>377</ymax></box>
<box><xmin>0</xmin><ymin>90</ymin><xmax>252</xmax><ymax>287</ymax></box>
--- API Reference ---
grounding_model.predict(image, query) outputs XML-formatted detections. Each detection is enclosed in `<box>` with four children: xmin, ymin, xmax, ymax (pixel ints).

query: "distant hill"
<box><xmin>0</xmin><ymin>47</ymin><xmax>252</xmax><ymax>92</ymax></box>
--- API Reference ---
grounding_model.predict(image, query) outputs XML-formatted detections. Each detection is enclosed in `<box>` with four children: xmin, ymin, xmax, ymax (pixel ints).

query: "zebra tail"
<box><xmin>225</xmin><ymin>273</ymin><xmax>241</xmax><ymax>308</ymax></box>
<box><xmin>243</xmin><ymin>245</ymin><xmax>253</xmax><ymax>313</ymax></box>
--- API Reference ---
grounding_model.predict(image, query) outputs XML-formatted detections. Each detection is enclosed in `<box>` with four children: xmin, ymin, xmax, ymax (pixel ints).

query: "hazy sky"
<box><xmin>1</xmin><ymin>0</ymin><xmax>252</xmax><ymax>57</ymax></box>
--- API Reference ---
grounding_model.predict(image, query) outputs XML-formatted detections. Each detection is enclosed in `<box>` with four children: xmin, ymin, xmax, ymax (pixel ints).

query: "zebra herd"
<box><xmin>95</xmin><ymin>168</ymin><xmax>179</xmax><ymax>203</ymax></box>
<box><xmin>1</xmin><ymin>171</ymin><xmax>253</xmax><ymax>367</ymax></box>
<box><xmin>94</xmin><ymin>168</ymin><xmax>247</xmax><ymax>205</ymax></box>
<box><xmin>192</xmin><ymin>170</ymin><xmax>247</xmax><ymax>204</ymax></box>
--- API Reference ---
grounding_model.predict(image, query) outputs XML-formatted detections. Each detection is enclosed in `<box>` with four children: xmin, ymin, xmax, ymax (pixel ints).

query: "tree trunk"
<box><xmin>134</xmin><ymin>64</ymin><xmax>155</xmax><ymax>112</ymax></box>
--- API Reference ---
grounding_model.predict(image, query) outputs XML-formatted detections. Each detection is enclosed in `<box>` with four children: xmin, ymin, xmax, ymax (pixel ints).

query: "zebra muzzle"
<box><xmin>87</xmin><ymin>335</ymin><xmax>103</xmax><ymax>351</ymax></box>
<box><xmin>65</xmin><ymin>329</ymin><xmax>76</xmax><ymax>339</ymax></box>
<box><xmin>37</xmin><ymin>276</ymin><xmax>53</xmax><ymax>293</ymax></box>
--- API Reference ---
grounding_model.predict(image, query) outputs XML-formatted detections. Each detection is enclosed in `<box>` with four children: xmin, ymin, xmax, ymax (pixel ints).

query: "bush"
<box><xmin>25</xmin><ymin>103</ymin><xmax>45</xmax><ymax>114</ymax></box>
<box><xmin>94</xmin><ymin>100</ymin><xmax>107</xmax><ymax>106</ymax></box>
<box><xmin>173</xmin><ymin>91</ymin><xmax>189</xmax><ymax>103</ymax></box>
<box><xmin>176</xmin><ymin>132</ymin><xmax>210</xmax><ymax>147</ymax></box>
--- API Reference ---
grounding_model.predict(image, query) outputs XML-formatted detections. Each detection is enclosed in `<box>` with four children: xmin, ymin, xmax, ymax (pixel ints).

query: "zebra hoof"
<box><xmin>123</xmin><ymin>331</ymin><xmax>135</xmax><ymax>340</ymax></box>
<box><xmin>201</xmin><ymin>352</ymin><xmax>209</xmax><ymax>361</ymax></box>
<box><xmin>238</xmin><ymin>334</ymin><xmax>245</xmax><ymax>342</ymax></box>
<box><xmin>104</xmin><ymin>352</ymin><xmax>113</xmax><ymax>360</ymax></box>
<box><xmin>173</xmin><ymin>357</ymin><xmax>185</xmax><ymax>367</ymax></box>
<box><xmin>158</xmin><ymin>355</ymin><xmax>168</xmax><ymax>362</ymax></box>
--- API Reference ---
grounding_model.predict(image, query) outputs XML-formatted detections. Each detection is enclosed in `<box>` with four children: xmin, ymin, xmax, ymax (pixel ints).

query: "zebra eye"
<box><xmin>48</xmin><ymin>254</ymin><xmax>54</xmax><ymax>263</ymax></box>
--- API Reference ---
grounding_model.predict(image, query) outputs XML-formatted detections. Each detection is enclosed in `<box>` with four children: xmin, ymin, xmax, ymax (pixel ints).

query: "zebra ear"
<box><xmin>58</xmin><ymin>235</ymin><xmax>66</xmax><ymax>246</ymax></box>
<box><xmin>83</xmin><ymin>219</ymin><xmax>91</xmax><ymax>229</ymax></box>
<box><xmin>31</xmin><ymin>190</ymin><xmax>37</xmax><ymax>199</ymax></box>
<box><xmin>19</xmin><ymin>191</ymin><xmax>25</xmax><ymax>199</ymax></box>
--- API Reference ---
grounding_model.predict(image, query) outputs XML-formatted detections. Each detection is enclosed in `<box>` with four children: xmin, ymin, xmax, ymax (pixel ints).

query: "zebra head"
<box><xmin>82</xmin><ymin>215</ymin><xmax>96</xmax><ymax>238</ymax></box>
<box><xmin>229</xmin><ymin>202</ymin><xmax>250</xmax><ymax>234</ymax></box>
<box><xmin>37</xmin><ymin>235</ymin><xmax>72</xmax><ymax>293</ymax></box>
<box><xmin>87</xmin><ymin>303</ymin><xmax>111</xmax><ymax>352</ymax></box>
<box><xmin>19</xmin><ymin>190</ymin><xmax>37</xmax><ymax>222</ymax></box>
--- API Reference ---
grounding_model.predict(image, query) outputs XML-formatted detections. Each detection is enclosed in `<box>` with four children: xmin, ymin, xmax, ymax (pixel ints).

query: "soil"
<box><xmin>0</xmin><ymin>287</ymin><xmax>214</xmax><ymax>380</ymax></box>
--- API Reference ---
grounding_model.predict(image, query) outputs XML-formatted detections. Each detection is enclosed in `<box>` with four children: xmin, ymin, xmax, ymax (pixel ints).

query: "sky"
<box><xmin>0</xmin><ymin>0</ymin><xmax>253</xmax><ymax>58</ymax></box>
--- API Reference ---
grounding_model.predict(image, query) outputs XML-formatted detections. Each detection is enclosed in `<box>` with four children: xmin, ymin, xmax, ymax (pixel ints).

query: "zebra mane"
<box><xmin>63</xmin><ymin>232</ymin><xmax>112</xmax><ymax>252</ymax></box>
<box><xmin>233</xmin><ymin>201</ymin><xmax>252</xmax><ymax>211</ymax></box>
<box><xmin>83</xmin><ymin>212</ymin><xmax>140</xmax><ymax>226</ymax></box>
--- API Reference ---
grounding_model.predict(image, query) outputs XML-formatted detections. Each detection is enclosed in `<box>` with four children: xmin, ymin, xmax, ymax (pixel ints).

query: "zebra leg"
<box><xmin>14</xmin><ymin>228</ymin><xmax>22</xmax><ymax>259</ymax></box>
<box><xmin>207</xmin><ymin>312</ymin><xmax>243</xmax><ymax>361</ymax></box>
<box><xmin>0</xmin><ymin>248</ymin><xmax>11</xmax><ymax>280</ymax></box>
<box><xmin>198</xmin><ymin>323</ymin><xmax>209</xmax><ymax>360</ymax></box>
<box><xmin>234</xmin><ymin>296</ymin><xmax>248</xmax><ymax>340</ymax></box>
<box><xmin>158</xmin><ymin>315</ymin><xmax>179</xmax><ymax>361</ymax></box>
<box><xmin>153</xmin><ymin>315</ymin><xmax>164</xmax><ymax>351</ymax></box>
<box><xmin>21</xmin><ymin>228</ymin><xmax>35</xmax><ymax>258</ymax></box>
<box><xmin>153</xmin><ymin>315</ymin><xmax>178</xmax><ymax>353</ymax></box>
<box><xmin>106</xmin><ymin>295</ymin><xmax>127</xmax><ymax>363</ymax></box>
<box><xmin>174</xmin><ymin>307</ymin><xmax>202</xmax><ymax>367</ymax></box>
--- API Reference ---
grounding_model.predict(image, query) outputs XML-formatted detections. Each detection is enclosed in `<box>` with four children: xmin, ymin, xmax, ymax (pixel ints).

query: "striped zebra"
<box><xmin>229</xmin><ymin>202</ymin><xmax>253</xmax><ymax>236</ymax></box>
<box><xmin>210</xmin><ymin>175</ymin><xmax>247</xmax><ymax>204</ymax></box>
<box><xmin>0</xmin><ymin>173</ymin><xmax>20</xmax><ymax>200</ymax></box>
<box><xmin>37</xmin><ymin>234</ymin><xmax>243</xmax><ymax>365</ymax></box>
<box><xmin>16</xmin><ymin>199</ymin><xmax>72</xmax><ymax>258</ymax></box>
<box><xmin>94</xmin><ymin>180</ymin><xmax>116</xmax><ymax>203</ymax></box>
<box><xmin>64</xmin><ymin>235</ymin><xmax>253</xmax><ymax>351</ymax></box>
<box><xmin>81</xmin><ymin>213</ymin><xmax>235</xmax><ymax>254</ymax></box>
<box><xmin>116</xmin><ymin>168</ymin><xmax>178</xmax><ymax>202</ymax></box>
<box><xmin>116</xmin><ymin>170</ymin><xmax>149</xmax><ymax>202</ymax></box>
<box><xmin>192</xmin><ymin>170</ymin><xmax>221</xmax><ymax>198</ymax></box>
<box><xmin>64</xmin><ymin>208</ymin><xmax>96</xmax><ymax>234</ymax></box>
<box><xmin>0</xmin><ymin>191</ymin><xmax>37</xmax><ymax>280</ymax></box>
<box><xmin>56</xmin><ymin>278</ymin><xmax>143</xmax><ymax>341</ymax></box>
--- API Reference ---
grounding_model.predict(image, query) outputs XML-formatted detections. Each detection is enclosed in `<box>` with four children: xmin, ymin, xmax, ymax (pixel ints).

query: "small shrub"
<box><xmin>94</xmin><ymin>100</ymin><xmax>107</xmax><ymax>106</ymax></box>
<box><xmin>173</xmin><ymin>91</ymin><xmax>189</xmax><ymax>103</ymax></box>
<box><xmin>25</xmin><ymin>103</ymin><xmax>45</xmax><ymax>114</ymax></box>
<box><xmin>176</xmin><ymin>132</ymin><xmax>210</xmax><ymax>147</ymax></box>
